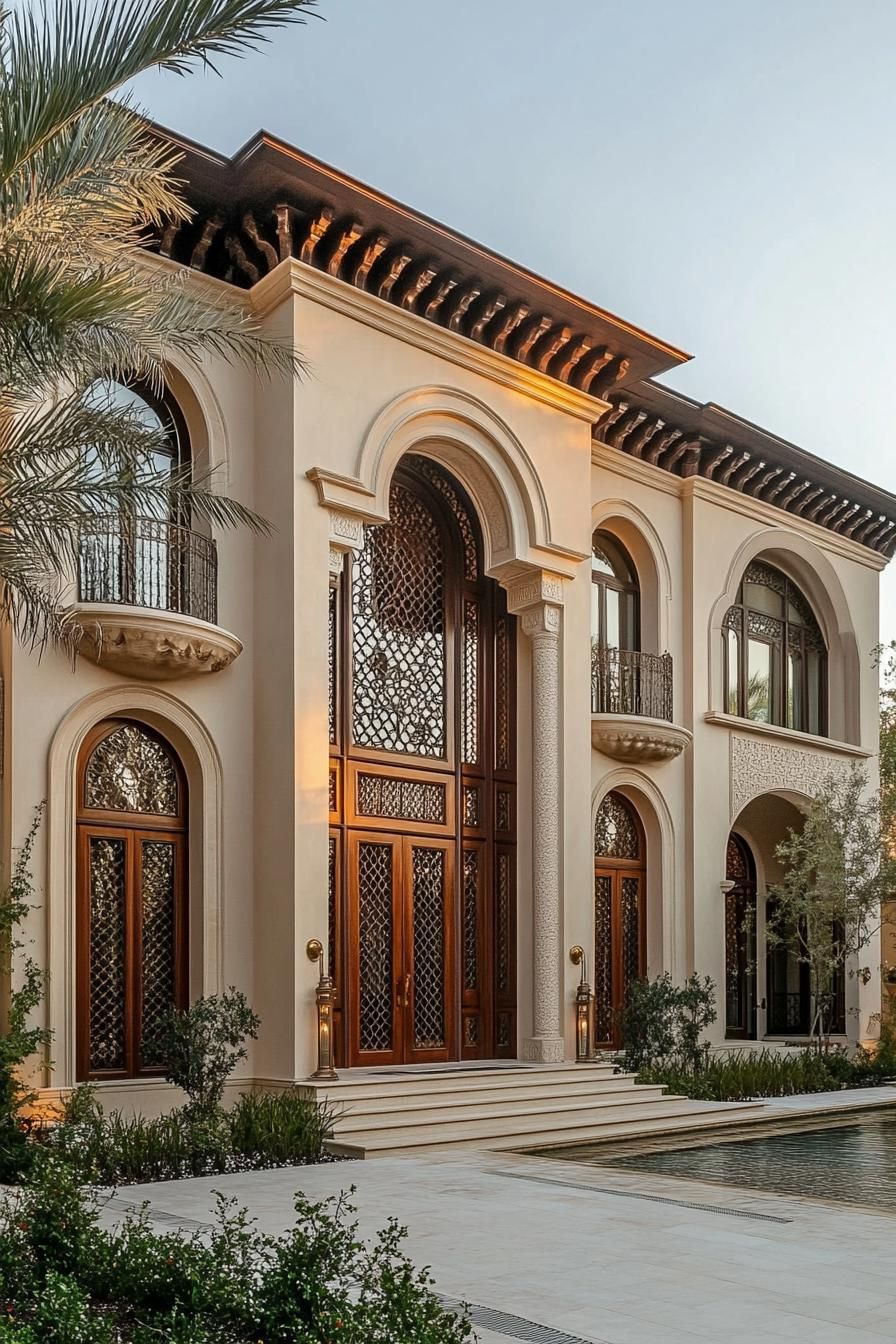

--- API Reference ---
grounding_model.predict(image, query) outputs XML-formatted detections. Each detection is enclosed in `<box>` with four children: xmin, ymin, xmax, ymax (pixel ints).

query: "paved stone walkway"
<box><xmin>112</xmin><ymin>1124</ymin><xmax>896</xmax><ymax>1344</ymax></box>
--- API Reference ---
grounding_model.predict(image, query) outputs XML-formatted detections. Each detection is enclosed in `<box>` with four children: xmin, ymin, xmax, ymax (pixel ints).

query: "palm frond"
<box><xmin>0</xmin><ymin>97</ymin><xmax>190</xmax><ymax>254</ymax></box>
<box><xmin>0</xmin><ymin>1</ymin><xmax>319</xmax><ymax>179</ymax></box>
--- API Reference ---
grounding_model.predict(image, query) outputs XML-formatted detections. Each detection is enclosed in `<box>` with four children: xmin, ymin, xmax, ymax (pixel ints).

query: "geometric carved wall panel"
<box><xmin>730</xmin><ymin>734</ymin><xmax>851</xmax><ymax>820</ymax></box>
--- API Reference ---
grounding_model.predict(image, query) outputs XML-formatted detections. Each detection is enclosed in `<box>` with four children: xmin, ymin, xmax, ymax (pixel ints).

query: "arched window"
<box><xmin>76</xmin><ymin>719</ymin><xmax>188</xmax><ymax>1080</ymax></box>
<box><xmin>591</xmin><ymin>530</ymin><xmax>639</xmax><ymax>652</ymax></box>
<box><xmin>723</xmin><ymin>561</ymin><xmax>826</xmax><ymax>735</ymax></box>
<box><xmin>594</xmin><ymin>791</ymin><xmax>646</xmax><ymax>1047</ymax></box>
<box><xmin>78</xmin><ymin>380</ymin><xmax>209</xmax><ymax>618</ymax></box>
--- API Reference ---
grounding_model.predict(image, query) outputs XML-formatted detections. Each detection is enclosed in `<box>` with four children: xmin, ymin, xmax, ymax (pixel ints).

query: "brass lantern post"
<box><xmin>569</xmin><ymin>944</ymin><xmax>594</xmax><ymax>1063</ymax></box>
<box><xmin>306</xmin><ymin>938</ymin><xmax>338</xmax><ymax>1081</ymax></box>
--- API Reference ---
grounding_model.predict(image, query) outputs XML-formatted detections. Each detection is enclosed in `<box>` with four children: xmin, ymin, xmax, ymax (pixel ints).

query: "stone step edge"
<box><xmin>331</xmin><ymin>1086</ymin><xmax>676</xmax><ymax>1135</ymax></box>
<box><xmin>330</xmin><ymin>1097</ymin><xmax>748</xmax><ymax>1147</ymax></box>
<box><xmin>321</xmin><ymin>1075</ymin><xmax>652</xmax><ymax>1118</ymax></box>
<box><xmin>299</xmin><ymin>1066</ymin><xmax>623</xmax><ymax>1101</ymax></box>
<box><xmin>329</xmin><ymin>1102</ymin><xmax>767</xmax><ymax>1157</ymax></box>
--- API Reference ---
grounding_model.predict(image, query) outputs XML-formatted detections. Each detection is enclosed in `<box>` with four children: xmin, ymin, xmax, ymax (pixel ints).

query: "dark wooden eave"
<box><xmin>150</xmin><ymin>124</ymin><xmax>896</xmax><ymax>559</ymax></box>
<box><xmin>149</xmin><ymin>124</ymin><xmax>689</xmax><ymax>398</ymax></box>
<box><xmin>596</xmin><ymin>381</ymin><xmax>896</xmax><ymax>557</ymax></box>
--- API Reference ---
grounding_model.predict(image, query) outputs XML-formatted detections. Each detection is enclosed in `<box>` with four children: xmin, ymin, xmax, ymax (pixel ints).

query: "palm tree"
<box><xmin>0</xmin><ymin>0</ymin><xmax>318</xmax><ymax>648</ymax></box>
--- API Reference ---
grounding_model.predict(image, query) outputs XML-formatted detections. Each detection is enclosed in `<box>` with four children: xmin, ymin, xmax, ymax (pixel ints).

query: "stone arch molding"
<box><xmin>309</xmin><ymin>386</ymin><xmax>585</xmax><ymax>578</ymax></box>
<box><xmin>708</xmin><ymin>527</ymin><xmax>862</xmax><ymax>744</ymax></box>
<box><xmin>591</xmin><ymin>498</ymin><xmax>673</xmax><ymax>654</ymax></box>
<box><xmin>46</xmin><ymin>686</ymin><xmax>225</xmax><ymax>1088</ymax></box>
<box><xmin>592</xmin><ymin>769</ymin><xmax>678</xmax><ymax>980</ymax></box>
<box><xmin>162</xmin><ymin>351</ymin><xmax>230</xmax><ymax>486</ymax></box>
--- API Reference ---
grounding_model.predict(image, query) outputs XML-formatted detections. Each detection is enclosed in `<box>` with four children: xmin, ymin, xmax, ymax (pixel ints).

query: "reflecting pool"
<box><xmin>600</xmin><ymin>1116</ymin><xmax>896</xmax><ymax>1211</ymax></box>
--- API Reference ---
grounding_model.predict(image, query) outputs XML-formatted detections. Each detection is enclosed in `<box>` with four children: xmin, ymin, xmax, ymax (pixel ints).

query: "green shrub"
<box><xmin>618</xmin><ymin>973</ymin><xmax>717</xmax><ymax>1075</ymax></box>
<box><xmin>39</xmin><ymin>1086</ymin><xmax>334</xmax><ymax>1185</ymax></box>
<box><xmin>150</xmin><ymin>987</ymin><xmax>260</xmax><ymax>1118</ymax></box>
<box><xmin>0</xmin><ymin>1160</ymin><xmax>472</xmax><ymax>1343</ymax></box>
<box><xmin>637</xmin><ymin>1045</ymin><xmax>891</xmax><ymax>1101</ymax></box>
<box><xmin>0</xmin><ymin>806</ymin><xmax>52</xmax><ymax>1184</ymax></box>
<box><xmin>229</xmin><ymin>1088</ymin><xmax>336</xmax><ymax>1167</ymax></box>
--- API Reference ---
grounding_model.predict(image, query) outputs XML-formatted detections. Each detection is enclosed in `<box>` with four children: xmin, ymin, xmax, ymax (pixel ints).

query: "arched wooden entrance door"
<box><xmin>725</xmin><ymin>833</ymin><xmax>757</xmax><ymax>1039</ymax></box>
<box><xmin>593</xmin><ymin>791</ymin><xmax>646</xmax><ymax>1048</ymax></box>
<box><xmin>76</xmin><ymin>719</ymin><xmax>188</xmax><ymax>1080</ymax></box>
<box><xmin>329</xmin><ymin>456</ymin><xmax>517</xmax><ymax>1067</ymax></box>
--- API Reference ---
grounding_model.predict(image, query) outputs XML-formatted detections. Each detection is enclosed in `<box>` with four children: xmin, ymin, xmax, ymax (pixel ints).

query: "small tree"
<box><xmin>152</xmin><ymin>988</ymin><xmax>260</xmax><ymax>1116</ymax></box>
<box><xmin>768</xmin><ymin>763</ymin><xmax>895</xmax><ymax>1052</ymax></box>
<box><xmin>0</xmin><ymin>804</ymin><xmax>52</xmax><ymax>1180</ymax></box>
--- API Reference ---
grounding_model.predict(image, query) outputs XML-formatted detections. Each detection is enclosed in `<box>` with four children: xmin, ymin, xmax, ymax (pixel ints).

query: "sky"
<box><xmin>130</xmin><ymin>0</ymin><xmax>896</xmax><ymax>641</ymax></box>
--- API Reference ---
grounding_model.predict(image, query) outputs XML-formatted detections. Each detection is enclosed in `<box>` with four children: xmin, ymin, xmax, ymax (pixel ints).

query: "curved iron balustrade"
<box><xmin>591</xmin><ymin>646</ymin><xmax>673</xmax><ymax>722</ymax></box>
<box><xmin>78</xmin><ymin>515</ymin><xmax>218</xmax><ymax>625</ymax></box>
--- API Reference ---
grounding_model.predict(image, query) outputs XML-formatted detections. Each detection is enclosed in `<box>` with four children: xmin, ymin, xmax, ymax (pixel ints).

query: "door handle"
<box><xmin>402</xmin><ymin>972</ymin><xmax>412</xmax><ymax>1008</ymax></box>
<box><xmin>395</xmin><ymin>974</ymin><xmax>412</xmax><ymax>1008</ymax></box>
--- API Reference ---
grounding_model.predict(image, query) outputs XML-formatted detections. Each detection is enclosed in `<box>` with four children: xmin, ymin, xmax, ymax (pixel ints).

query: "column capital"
<box><xmin>327</xmin><ymin>509</ymin><xmax>365</xmax><ymax>581</ymax></box>
<box><xmin>504</xmin><ymin>570</ymin><xmax>566</xmax><ymax>616</ymax></box>
<box><xmin>520</xmin><ymin>603</ymin><xmax>561</xmax><ymax>639</ymax></box>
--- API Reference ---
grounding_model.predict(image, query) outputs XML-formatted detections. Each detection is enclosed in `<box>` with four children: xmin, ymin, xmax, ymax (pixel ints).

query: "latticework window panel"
<box><xmin>351</xmin><ymin>483</ymin><xmax>446</xmax><ymax>758</ymax></box>
<box><xmin>593</xmin><ymin>874</ymin><xmax>613</xmax><ymax>1043</ymax></box>
<box><xmin>88</xmin><ymin>837</ymin><xmax>127</xmax><ymax>1072</ymax></box>
<box><xmin>495</xmin><ymin>617</ymin><xmax>511</xmax><ymax>771</ymax></box>
<box><xmin>620</xmin><ymin>877</ymin><xmax>642</xmax><ymax>999</ymax></box>
<box><xmin>411</xmin><ymin>846</ymin><xmax>446</xmax><ymax>1049</ymax></box>
<box><xmin>462</xmin><ymin>848</ymin><xmax>479</xmax><ymax>992</ymax></box>
<box><xmin>407</xmin><ymin>455</ymin><xmax>479</xmax><ymax>581</ymax></box>
<box><xmin>726</xmin><ymin>835</ymin><xmax>750</xmax><ymax>882</ymax></box>
<box><xmin>85</xmin><ymin>723</ymin><xmax>178</xmax><ymax>815</ymax></box>
<box><xmin>328</xmin><ymin>585</ymin><xmax>338</xmax><ymax>744</ymax></box>
<box><xmin>356</xmin><ymin>772</ymin><xmax>446</xmax><ymax>824</ymax></box>
<box><xmin>357</xmin><ymin>843</ymin><xmax>394</xmax><ymax>1052</ymax></box>
<box><xmin>594</xmin><ymin>793</ymin><xmax>641</xmax><ymax>860</ymax></box>
<box><xmin>139</xmin><ymin>841</ymin><xmax>176</xmax><ymax>1067</ymax></box>
<box><xmin>496</xmin><ymin>852</ymin><xmax>511</xmax><ymax>996</ymax></box>
<box><xmin>463</xmin><ymin>785</ymin><xmax>480</xmax><ymax>829</ymax></box>
<box><xmin>461</xmin><ymin>598</ymin><xmax>480</xmax><ymax>765</ymax></box>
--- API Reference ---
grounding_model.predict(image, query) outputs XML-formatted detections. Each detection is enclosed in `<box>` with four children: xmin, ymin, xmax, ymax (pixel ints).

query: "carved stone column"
<box><xmin>507</xmin><ymin>573</ymin><xmax>566</xmax><ymax>1063</ymax></box>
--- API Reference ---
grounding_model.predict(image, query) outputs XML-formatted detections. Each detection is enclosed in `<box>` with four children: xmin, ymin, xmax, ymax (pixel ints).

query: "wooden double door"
<box><xmin>328</xmin><ymin>456</ymin><xmax>517</xmax><ymax>1068</ymax></box>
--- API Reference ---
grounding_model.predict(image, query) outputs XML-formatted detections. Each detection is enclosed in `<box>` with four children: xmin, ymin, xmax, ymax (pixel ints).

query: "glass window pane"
<box><xmin>787</xmin><ymin>651</ymin><xmax>803</xmax><ymax>730</ymax></box>
<box><xmin>744</xmin><ymin>581</ymin><xmax>784</xmax><ymax>618</ymax></box>
<box><xmin>592</xmin><ymin>546</ymin><xmax>614</xmax><ymax>578</ymax></box>
<box><xmin>621</xmin><ymin>592</ymin><xmax>638</xmax><ymax>652</ymax></box>
<box><xmin>605</xmin><ymin>589</ymin><xmax>620</xmax><ymax>649</ymax></box>
<box><xmin>807</xmin><ymin>650</ymin><xmax>822</xmax><ymax>735</ymax></box>
<box><xmin>747</xmin><ymin>640</ymin><xmax>771</xmax><ymax>722</ymax></box>
<box><xmin>591</xmin><ymin>583</ymin><xmax>602</xmax><ymax>644</ymax></box>
<box><xmin>726</xmin><ymin>629</ymin><xmax>740</xmax><ymax>714</ymax></box>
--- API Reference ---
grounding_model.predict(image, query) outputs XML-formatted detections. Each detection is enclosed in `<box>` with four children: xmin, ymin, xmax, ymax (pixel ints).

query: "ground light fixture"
<box><xmin>306</xmin><ymin>938</ymin><xmax>338</xmax><ymax>1081</ymax></box>
<box><xmin>569</xmin><ymin>944</ymin><xmax>594</xmax><ymax>1062</ymax></box>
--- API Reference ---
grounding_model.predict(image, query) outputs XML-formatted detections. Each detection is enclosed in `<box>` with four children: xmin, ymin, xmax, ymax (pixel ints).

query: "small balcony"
<box><xmin>72</xmin><ymin>515</ymin><xmax>242</xmax><ymax>680</ymax></box>
<box><xmin>591</xmin><ymin>645</ymin><xmax>691</xmax><ymax>764</ymax></box>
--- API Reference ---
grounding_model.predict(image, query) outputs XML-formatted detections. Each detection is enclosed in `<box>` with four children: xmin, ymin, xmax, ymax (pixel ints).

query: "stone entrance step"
<box><xmin>299</xmin><ymin>1062</ymin><xmax>765</xmax><ymax>1158</ymax></box>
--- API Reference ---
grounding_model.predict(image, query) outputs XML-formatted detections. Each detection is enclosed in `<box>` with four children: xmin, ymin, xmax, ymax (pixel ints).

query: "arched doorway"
<box><xmin>329</xmin><ymin>455</ymin><xmax>517</xmax><ymax>1066</ymax></box>
<box><xmin>594</xmin><ymin>791</ymin><xmax>646</xmax><ymax>1047</ymax></box>
<box><xmin>76</xmin><ymin>719</ymin><xmax>188</xmax><ymax>1080</ymax></box>
<box><xmin>725</xmin><ymin>833</ymin><xmax>757</xmax><ymax>1039</ymax></box>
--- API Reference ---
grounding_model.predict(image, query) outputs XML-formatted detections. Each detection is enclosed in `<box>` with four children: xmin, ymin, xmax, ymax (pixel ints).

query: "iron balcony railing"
<box><xmin>78</xmin><ymin>514</ymin><xmax>218</xmax><ymax>625</ymax></box>
<box><xmin>591</xmin><ymin>645</ymin><xmax>674</xmax><ymax>722</ymax></box>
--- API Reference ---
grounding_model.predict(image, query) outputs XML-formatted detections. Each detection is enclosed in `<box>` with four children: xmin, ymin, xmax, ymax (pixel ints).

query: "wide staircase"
<box><xmin>299</xmin><ymin>1061</ymin><xmax>767</xmax><ymax>1157</ymax></box>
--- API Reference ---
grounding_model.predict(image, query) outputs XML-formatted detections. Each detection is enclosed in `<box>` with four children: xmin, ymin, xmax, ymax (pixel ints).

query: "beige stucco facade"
<box><xmin>3</xmin><ymin>137</ymin><xmax>891</xmax><ymax>1113</ymax></box>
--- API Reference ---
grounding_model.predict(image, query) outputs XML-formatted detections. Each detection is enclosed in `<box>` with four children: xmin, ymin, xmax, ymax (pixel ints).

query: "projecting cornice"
<box><xmin>147</xmin><ymin>125</ymin><xmax>689</xmax><ymax>400</ymax></box>
<box><xmin>594</xmin><ymin>382</ymin><xmax>896</xmax><ymax>559</ymax></box>
<box><xmin>148</xmin><ymin>123</ymin><xmax>896</xmax><ymax>562</ymax></box>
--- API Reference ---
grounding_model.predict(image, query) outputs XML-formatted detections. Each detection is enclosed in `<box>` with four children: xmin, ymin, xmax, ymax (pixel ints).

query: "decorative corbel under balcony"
<box><xmin>591</xmin><ymin>646</ymin><xmax>691</xmax><ymax>763</ymax></box>
<box><xmin>71</xmin><ymin>516</ymin><xmax>242</xmax><ymax>680</ymax></box>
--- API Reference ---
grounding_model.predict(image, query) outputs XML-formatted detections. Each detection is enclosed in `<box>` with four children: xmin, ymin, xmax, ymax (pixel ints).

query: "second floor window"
<box><xmin>591</xmin><ymin>530</ymin><xmax>639</xmax><ymax>652</ymax></box>
<box><xmin>723</xmin><ymin>560</ymin><xmax>827</xmax><ymax>735</ymax></box>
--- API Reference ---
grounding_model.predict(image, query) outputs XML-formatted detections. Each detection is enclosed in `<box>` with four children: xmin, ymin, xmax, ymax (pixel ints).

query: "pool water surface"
<box><xmin>595</xmin><ymin>1115</ymin><xmax>896</xmax><ymax>1212</ymax></box>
